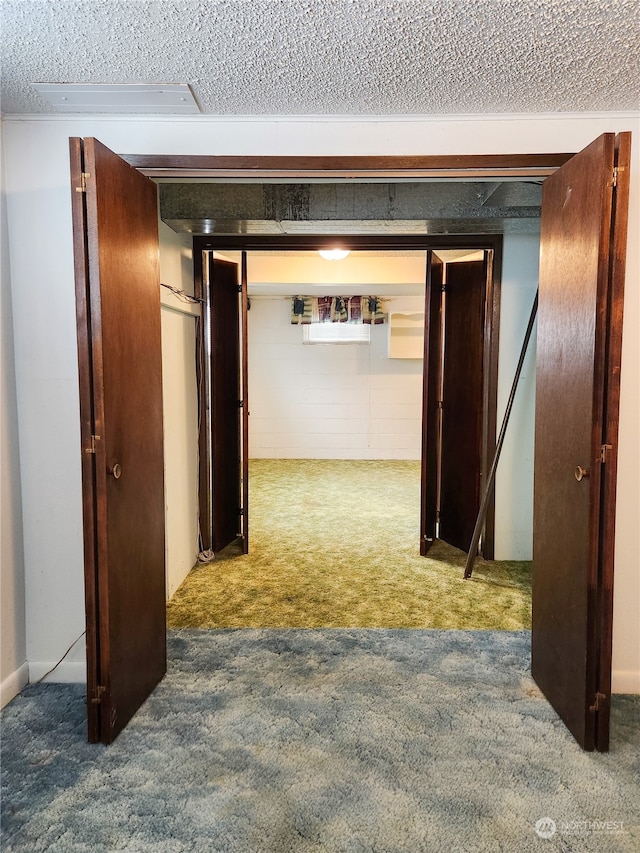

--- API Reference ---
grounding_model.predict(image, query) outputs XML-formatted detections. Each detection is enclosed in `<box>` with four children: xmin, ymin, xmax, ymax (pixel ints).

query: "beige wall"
<box><xmin>158</xmin><ymin>222</ymin><xmax>199</xmax><ymax>598</ymax></box>
<box><xmin>0</xmin><ymin>127</ymin><xmax>27</xmax><ymax>705</ymax></box>
<box><xmin>2</xmin><ymin>113</ymin><xmax>638</xmax><ymax>692</ymax></box>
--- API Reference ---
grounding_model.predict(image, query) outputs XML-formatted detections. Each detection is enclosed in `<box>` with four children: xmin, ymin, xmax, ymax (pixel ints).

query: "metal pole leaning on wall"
<box><xmin>464</xmin><ymin>291</ymin><xmax>539</xmax><ymax>579</ymax></box>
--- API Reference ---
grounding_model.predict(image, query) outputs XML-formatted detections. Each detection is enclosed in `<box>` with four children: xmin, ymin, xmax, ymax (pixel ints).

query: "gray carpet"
<box><xmin>2</xmin><ymin>630</ymin><xmax>638</xmax><ymax>852</ymax></box>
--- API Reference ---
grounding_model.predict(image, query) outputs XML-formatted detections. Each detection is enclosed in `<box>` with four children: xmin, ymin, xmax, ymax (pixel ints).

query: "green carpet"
<box><xmin>167</xmin><ymin>459</ymin><xmax>532</xmax><ymax>629</ymax></box>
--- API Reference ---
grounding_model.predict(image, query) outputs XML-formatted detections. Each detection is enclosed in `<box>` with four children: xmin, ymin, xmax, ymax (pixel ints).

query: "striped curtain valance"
<box><xmin>291</xmin><ymin>296</ymin><xmax>387</xmax><ymax>325</ymax></box>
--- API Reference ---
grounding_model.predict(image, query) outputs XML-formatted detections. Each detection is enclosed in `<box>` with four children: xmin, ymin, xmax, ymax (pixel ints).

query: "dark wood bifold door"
<box><xmin>532</xmin><ymin>132</ymin><xmax>631</xmax><ymax>751</ymax></box>
<box><xmin>420</xmin><ymin>252</ymin><xmax>444</xmax><ymax>554</ymax></box>
<box><xmin>209</xmin><ymin>255</ymin><xmax>242</xmax><ymax>553</ymax></box>
<box><xmin>439</xmin><ymin>259</ymin><xmax>486</xmax><ymax>552</ymax></box>
<box><xmin>240</xmin><ymin>253</ymin><xmax>249</xmax><ymax>554</ymax></box>
<box><xmin>196</xmin><ymin>250</ymin><xmax>248</xmax><ymax>557</ymax></box>
<box><xmin>70</xmin><ymin>138</ymin><xmax>166</xmax><ymax>744</ymax></box>
<box><xmin>420</xmin><ymin>253</ymin><xmax>489</xmax><ymax>555</ymax></box>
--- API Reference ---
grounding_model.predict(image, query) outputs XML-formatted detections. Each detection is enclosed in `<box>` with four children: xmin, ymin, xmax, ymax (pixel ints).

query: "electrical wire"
<box><xmin>160</xmin><ymin>282</ymin><xmax>204</xmax><ymax>305</ymax></box>
<box><xmin>32</xmin><ymin>630</ymin><xmax>86</xmax><ymax>685</ymax></box>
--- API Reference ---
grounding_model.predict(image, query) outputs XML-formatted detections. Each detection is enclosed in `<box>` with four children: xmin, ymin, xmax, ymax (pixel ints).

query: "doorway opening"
<box><xmin>161</xmin><ymin>235</ymin><xmax>535</xmax><ymax>631</ymax></box>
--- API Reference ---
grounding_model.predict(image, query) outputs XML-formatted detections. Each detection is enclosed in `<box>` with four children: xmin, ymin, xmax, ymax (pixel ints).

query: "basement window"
<box><xmin>303</xmin><ymin>323</ymin><xmax>371</xmax><ymax>345</ymax></box>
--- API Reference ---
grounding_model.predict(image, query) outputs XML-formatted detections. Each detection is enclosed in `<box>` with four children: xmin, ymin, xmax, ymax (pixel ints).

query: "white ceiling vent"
<box><xmin>31</xmin><ymin>83</ymin><xmax>200</xmax><ymax>114</ymax></box>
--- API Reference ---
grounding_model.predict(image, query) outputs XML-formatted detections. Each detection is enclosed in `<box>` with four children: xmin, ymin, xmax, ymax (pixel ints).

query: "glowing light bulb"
<box><xmin>318</xmin><ymin>248</ymin><xmax>350</xmax><ymax>261</ymax></box>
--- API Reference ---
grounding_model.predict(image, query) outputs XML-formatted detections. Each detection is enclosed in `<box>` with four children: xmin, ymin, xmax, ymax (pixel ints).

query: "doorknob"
<box><xmin>109</xmin><ymin>463</ymin><xmax>122</xmax><ymax>480</ymax></box>
<box><xmin>574</xmin><ymin>466</ymin><xmax>590</xmax><ymax>482</ymax></box>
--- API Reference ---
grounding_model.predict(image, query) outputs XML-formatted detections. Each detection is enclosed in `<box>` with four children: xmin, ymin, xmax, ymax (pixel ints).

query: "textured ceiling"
<box><xmin>1</xmin><ymin>0</ymin><xmax>639</xmax><ymax>116</ymax></box>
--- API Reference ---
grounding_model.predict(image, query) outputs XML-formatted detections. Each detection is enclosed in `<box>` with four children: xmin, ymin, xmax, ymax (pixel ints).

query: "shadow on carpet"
<box><xmin>2</xmin><ymin>630</ymin><xmax>638</xmax><ymax>852</ymax></box>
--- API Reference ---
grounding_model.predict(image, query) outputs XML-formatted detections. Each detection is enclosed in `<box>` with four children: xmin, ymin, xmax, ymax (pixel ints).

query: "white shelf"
<box><xmin>388</xmin><ymin>312</ymin><xmax>424</xmax><ymax>359</ymax></box>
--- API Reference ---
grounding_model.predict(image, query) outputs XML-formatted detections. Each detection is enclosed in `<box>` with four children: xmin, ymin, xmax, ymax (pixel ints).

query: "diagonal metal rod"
<box><xmin>464</xmin><ymin>291</ymin><xmax>538</xmax><ymax>579</ymax></box>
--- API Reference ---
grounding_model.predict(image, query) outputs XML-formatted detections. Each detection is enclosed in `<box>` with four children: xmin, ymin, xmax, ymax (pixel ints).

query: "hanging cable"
<box><xmin>160</xmin><ymin>282</ymin><xmax>204</xmax><ymax>305</ymax></box>
<box><xmin>32</xmin><ymin>630</ymin><xmax>86</xmax><ymax>685</ymax></box>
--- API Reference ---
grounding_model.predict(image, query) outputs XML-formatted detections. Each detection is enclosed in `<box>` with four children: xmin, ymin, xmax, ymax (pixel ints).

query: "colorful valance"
<box><xmin>291</xmin><ymin>296</ymin><xmax>387</xmax><ymax>325</ymax></box>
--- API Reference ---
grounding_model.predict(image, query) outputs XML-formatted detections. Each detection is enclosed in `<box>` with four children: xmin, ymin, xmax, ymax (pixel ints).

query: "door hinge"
<box><xmin>435</xmin><ymin>509</ymin><xmax>441</xmax><ymax>522</ymax></box>
<box><xmin>599</xmin><ymin>444</ymin><xmax>613</xmax><ymax>464</ymax></box>
<box><xmin>611</xmin><ymin>166</ymin><xmax>625</xmax><ymax>188</ymax></box>
<box><xmin>611</xmin><ymin>166</ymin><xmax>626</xmax><ymax>188</ymax></box>
<box><xmin>91</xmin><ymin>685</ymin><xmax>106</xmax><ymax>705</ymax></box>
<box><xmin>589</xmin><ymin>692</ymin><xmax>607</xmax><ymax>713</ymax></box>
<box><xmin>238</xmin><ymin>399</ymin><xmax>244</xmax><ymax>408</ymax></box>
<box><xmin>84</xmin><ymin>434</ymin><xmax>101</xmax><ymax>454</ymax></box>
<box><xmin>436</xmin><ymin>400</ymin><xmax>444</xmax><ymax>410</ymax></box>
<box><xmin>75</xmin><ymin>172</ymin><xmax>91</xmax><ymax>193</ymax></box>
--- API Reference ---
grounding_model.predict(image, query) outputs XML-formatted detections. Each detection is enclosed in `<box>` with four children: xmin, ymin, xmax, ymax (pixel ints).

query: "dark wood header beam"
<box><xmin>194</xmin><ymin>234</ymin><xmax>504</xmax><ymax>252</ymax></box>
<box><xmin>122</xmin><ymin>153</ymin><xmax>574</xmax><ymax>180</ymax></box>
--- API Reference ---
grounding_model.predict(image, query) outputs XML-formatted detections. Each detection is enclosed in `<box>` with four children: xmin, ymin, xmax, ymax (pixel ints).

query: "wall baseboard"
<box><xmin>28</xmin><ymin>660</ymin><xmax>86</xmax><ymax>684</ymax></box>
<box><xmin>0</xmin><ymin>662</ymin><xmax>29</xmax><ymax>708</ymax></box>
<box><xmin>612</xmin><ymin>670</ymin><xmax>640</xmax><ymax>695</ymax></box>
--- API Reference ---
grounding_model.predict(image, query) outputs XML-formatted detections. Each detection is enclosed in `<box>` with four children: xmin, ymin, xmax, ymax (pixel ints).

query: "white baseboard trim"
<box><xmin>0</xmin><ymin>662</ymin><xmax>30</xmax><ymax>708</ymax></box>
<box><xmin>612</xmin><ymin>670</ymin><xmax>640</xmax><ymax>695</ymax></box>
<box><xmin>28</xmin><ymin>660</ymin><xmax>87</xmax><ymax>684</ymax></box>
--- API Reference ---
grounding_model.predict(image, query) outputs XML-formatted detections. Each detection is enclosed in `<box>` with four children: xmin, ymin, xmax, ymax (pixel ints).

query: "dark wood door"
<box><xmin>420</xmin><ymin>252</ymin><xmax>444</xmax><ymax>555</ymax></box>
<box><xmin>439</xmin><ymin>259</ymin><xmax>486</xmax><ymax>552</ymax></box>
<box><xmin>210</xmin><ymin>256</ymin><xmax>242</xmax><ymax>552</ymax></box>
<box><xmin>70</xmin><ymin>138</ymin><xmax>166</xmax><ymax>744</ymax></box>
<box><xmin>532</xmin><ymin>133</ymin><xmax>631</xmax><ymax>751</ymax></box>
<box><xmin>240</xmin><ymin>253</ymin><xmax>249</xmax><ymax>554</ymax></box>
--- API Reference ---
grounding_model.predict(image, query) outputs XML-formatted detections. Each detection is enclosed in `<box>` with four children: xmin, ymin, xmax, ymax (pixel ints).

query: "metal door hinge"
<box><xmin>238</xmin><ymin>399</ymin><xmax>244</xmax><ymax>407</ymax></box>
<box><xmin>91</xmin><ymin>685</ymin><xmax>106</xmax><ymax>705</ymax></box>
<box><xmin>436</xmin><ymin>400</ymin><xmax>444</xmax><ymax>410</ymax></box>
<box><xmin>589</xmin><ymin>692</ymin><xmax>607</xmax><ymax>713</ymax></box>
<box><xmin>599</xmin><ymin>444</ymin><xmax>613</xmax><ymax>464</ymax></box>
<box><xmin>435</xmin><ymin>510</ymin><xmax>441</xmax><ymax>522</ymax></box>
<box><xmin>85</xmin><ymin>434</ymin><xmax>101</xmax><ymax>454</ymax></box>
<box><xmin>75</xmin><ymin>172</ymin><xmax>90</xmax><ymax>193</ymax></box>
<box><xmin>611</xmin><ymin>166</ymin><xmax>626</xmax><ymax>188</ymax></box>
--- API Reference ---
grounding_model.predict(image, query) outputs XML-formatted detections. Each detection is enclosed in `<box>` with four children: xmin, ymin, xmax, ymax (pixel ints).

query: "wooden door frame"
<box><xmin>193</xmin><ymin>234</ymin><xmax>502</xmax><ymax>559</ymax></box>
<box><xmin>127</xmin><ymin>154</ymin><xmax>567</xmax><ymax>565</ymax></box>
<box><xmin>130</xmin><ymin>152</ymin><xmax>569</xmax><ymax>566</ymax></box>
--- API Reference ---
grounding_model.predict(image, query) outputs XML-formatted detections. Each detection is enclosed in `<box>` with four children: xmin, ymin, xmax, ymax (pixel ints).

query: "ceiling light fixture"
<box><xmin>318</xmin><ymin>248</ymin><xmax>350</xmax><ymax>261</ymax></box>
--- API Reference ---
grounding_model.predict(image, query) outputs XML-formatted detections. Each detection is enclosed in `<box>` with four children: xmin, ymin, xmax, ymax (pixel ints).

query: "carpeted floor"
<box><xmin>167</xmin><ymin>460</ymin><xmax>532</xmax><ymax>629</ymax></box>
<box><xmin>2</xmin><ymin>630</ymin><xmax>638</xmax><ymax>852</ymax></box>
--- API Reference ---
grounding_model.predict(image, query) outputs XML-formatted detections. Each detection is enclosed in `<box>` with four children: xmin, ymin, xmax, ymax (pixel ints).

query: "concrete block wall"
<box><xmin>248</xmin><ymin>297</ymin><xmax>424</xmax><ymax>460</ymax></box>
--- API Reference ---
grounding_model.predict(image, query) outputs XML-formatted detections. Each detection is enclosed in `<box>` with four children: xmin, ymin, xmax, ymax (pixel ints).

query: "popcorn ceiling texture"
<box><xmin>1</xmin><ymin>0</ymin><xmax>639</xmax><ymax>115</ymax></box>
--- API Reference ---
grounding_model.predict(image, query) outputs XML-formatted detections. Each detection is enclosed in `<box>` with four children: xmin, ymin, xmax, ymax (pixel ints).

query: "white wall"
<box><xmin>0</xmin><ymin>127</ymin><xmax>28</xmax><ymax>706</ymax></box>
<box><xmin>3</xmin><ymin>113</ymin><xmax>638</xmax><ymax>693</ymax></box>
<box><xmin>248</xmin><ymin>296</ymin><xmax>424</xmax><ymax>460</ymax></box>
<box><xmin>494</xmin><ymin>234</ymin><xmax>539</xmax><ymax>560</ymax></box>
<box><xmin>158</xmin><ymin>222</ymin><xmax>199</xmax><ymax>598</ymax></box>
